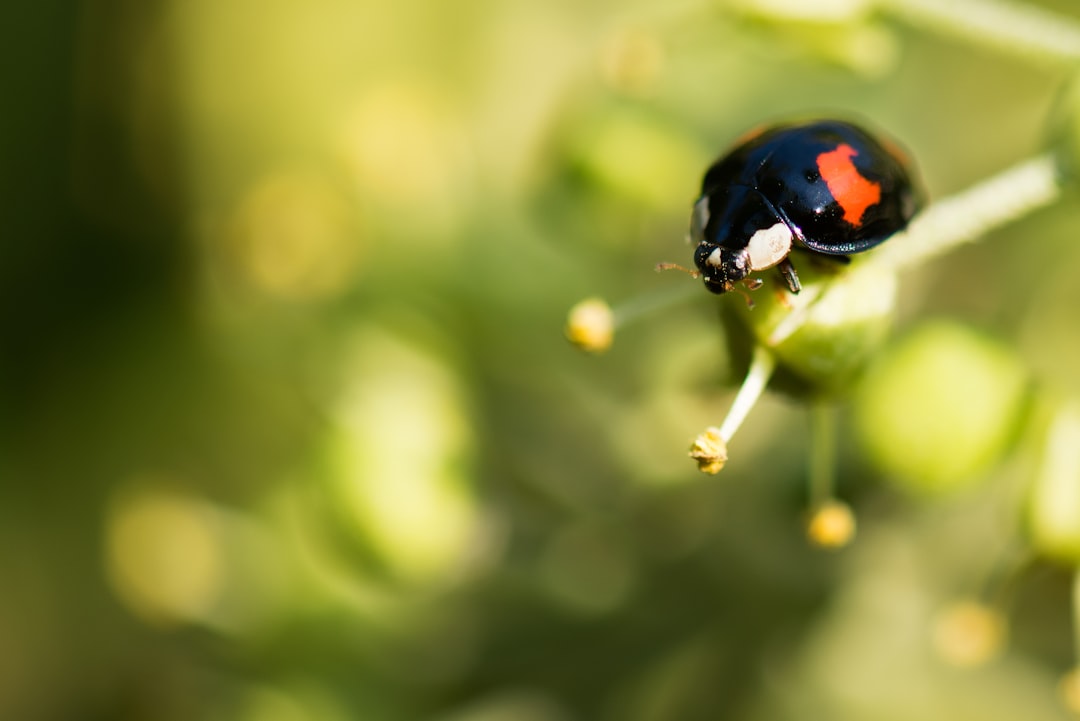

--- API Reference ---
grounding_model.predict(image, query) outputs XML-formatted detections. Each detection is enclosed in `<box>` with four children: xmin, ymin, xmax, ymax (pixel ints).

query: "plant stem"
<box><xmin>808</xmin><ymin>402</ymin><xmax>838</xmax><ymax>508</ymax></box>
<box><xmin>1073</xmin><ymin>565</ymin><xmax>1080</xmax><ymax>665</ymax></box>
<box><xmin>865</xmin><ymin>152</ymin><xmax>1062</xmax><ymax>274</ymax></box>
<box><xmin>881</xmin><ymin>0</ymin><xmax>1080</xmax><ymax>63</ymax></box>
<box><xmin>612</xmin><ymin>280</ymin><xmax>702</xmax><ymax>327</ymax></box>
<box><xmin>718</xmin><ymin>345</ymin><xmax>776</xmax><ymax>442</ymax></box>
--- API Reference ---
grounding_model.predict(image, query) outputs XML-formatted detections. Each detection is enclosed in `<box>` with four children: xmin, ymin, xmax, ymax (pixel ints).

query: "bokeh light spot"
<box><xmin>932</xmin><ymin>600</ymin><xmax>1007</xmax><ymax>667</ymax></box>
<box><xmin>226</xmin><ymin>170</ymin><xmax>360</xmax><ymax>301</ymax></box>
<box><xmin>340</xmin><ymin>82</ymin><xmax>473</xmax><ymax>232</ymax></box>
<box><xmin>573</xmin><ymin>110</ymin><xmax>703</xmax><ymax>209</ymax></box>
<box><xmin>598</xmin><ymin>27</ymin><xmax>665</xmax><ymax>95</ymax></box>
<box><xmin>327</xmin><ymin>325</ymin><xmax>487</xmax><ymax>585</ymax></box>
<box><xmin>736</xmin><ymin>0</ymin><xmax>871</xmax><ymax>22</ymax></box>
<box><xmin>105</xmin><ymin>487</ymin><xmax>224</xmax><ymax>626</ymax></box>
<box><xmin>854</xmin><ymin>321</ymin><xmax>1028</xmax><ymax>494</ymax></box>
<box><xmin>539</xmin><ymin>522</ymin><xmax>636</xmax><ymax>614</ymax></box>
<box><xmin>434</xmin><ymin>689</ymin><xmax>570</xmax><ymax>721</ymax></box>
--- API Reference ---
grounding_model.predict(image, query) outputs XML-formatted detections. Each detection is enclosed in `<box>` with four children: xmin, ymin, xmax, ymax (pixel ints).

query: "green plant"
<box><xmin>568</xmin><ymin>0</ymin><xmax>1080</xmax><ymax>708</ymax></box>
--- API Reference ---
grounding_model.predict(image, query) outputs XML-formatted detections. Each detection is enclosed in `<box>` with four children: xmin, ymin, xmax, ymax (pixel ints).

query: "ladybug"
<box><xmin>690</xmin><ymin>119</ymin><xmax>921</xmax><ymax>295</ymax></box>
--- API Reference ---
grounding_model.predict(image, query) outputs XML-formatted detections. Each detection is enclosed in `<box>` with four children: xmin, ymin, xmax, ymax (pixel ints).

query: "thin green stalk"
<box><xmin>1072</xmin><ymin>566</ymin><xmax>1080</xmax><ymax>667</ymax></box>
<box><xmin>611</xmin><ymin>280</ymin><xmax>702</xmax><ymax>327</ymax></box>
<box><xmin>808</xmin><ymin>402</ymin><xmax>838</xmax><ymax>508</ymax></box>
<box><xmin>881</xmin><ymin>0</ymin><xmax>1080</xmax><ymax>63</ymax></box>
<box><xmin>865</xmin><ymin>152</ymin><xmax>1062</xmax><ymax>274</ymax></box>
<box><xmin>718</xmin><ymin>345</ymin><xmax>776</xmax><ymax>442</ymax></box>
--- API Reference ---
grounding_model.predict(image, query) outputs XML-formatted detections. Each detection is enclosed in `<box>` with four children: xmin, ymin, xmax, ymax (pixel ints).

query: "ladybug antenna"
<box><xmin>733</xmin><ymin>280</ymin><xmax>758</xmax><ymax>309</ymax></box>
<box><xmin>655</xmin><ymin>262</ymin><xmax>700</xmax><ymax>278</ymax></box>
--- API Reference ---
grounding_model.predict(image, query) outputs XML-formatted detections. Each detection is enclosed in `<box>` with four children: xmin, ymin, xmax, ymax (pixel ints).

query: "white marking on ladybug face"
<box><xmin>690</xmin><ymin>197</ymin><xmax>710</xmax><ymax>243</ymax></box>
<box><xmin>745</xmin><ymin>222</ymin><xmax>793</xmax><ymax>271</ymax></box>
<box><xmin>704</xmin><ymin>247</ymin><xmax>723</xmax><ymax>268</ymax></box>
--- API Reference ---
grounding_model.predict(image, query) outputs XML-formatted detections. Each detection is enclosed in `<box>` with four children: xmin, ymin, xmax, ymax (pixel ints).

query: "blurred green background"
<box><xmin>6</xmin><ymin>0</ymin><xmax>1080</xmax><ymax>719</ymax></box>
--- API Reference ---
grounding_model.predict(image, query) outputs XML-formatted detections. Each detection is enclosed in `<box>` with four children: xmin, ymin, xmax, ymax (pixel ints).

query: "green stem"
<box><xmin>1073</xmin><ymin>565</ymin><xmax>1080</xmax><ymax>667</ymax></box>
<box><xmin>611</xmin><ymin>280</ymin><xmax>702</xmax><ymax>327</ymax></box>
<box><xmin>808</xmin><ymin>402</ymin><xmax>838</xmax><ymax>508</ymax></box>
<box><xmin>718</xmin><ymin>345</ymin><xmax>776</xmax><ymax>442</ymax></box>
<box><xmin>881</xmin><ymin>0</ymin><xmax>1080</xmax><ymax>63</ymax></box>
<box><xmin>865</xmin><ymin>152</ymin><xmax>1062</xmax><ymax>273</ymax></box>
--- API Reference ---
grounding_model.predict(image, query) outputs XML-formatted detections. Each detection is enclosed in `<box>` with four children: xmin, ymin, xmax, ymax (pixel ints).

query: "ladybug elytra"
<box><xmin>691</xmin><ymin>119</ymin><xmax>921</xmax><ymax>295</ymax></box>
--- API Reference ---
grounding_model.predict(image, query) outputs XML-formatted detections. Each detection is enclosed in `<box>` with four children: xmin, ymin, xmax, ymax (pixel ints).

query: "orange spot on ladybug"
<box><xmin>817</xmin><ymin>143</ymin><xmax>881</xmax><ymax>226</ymax></box>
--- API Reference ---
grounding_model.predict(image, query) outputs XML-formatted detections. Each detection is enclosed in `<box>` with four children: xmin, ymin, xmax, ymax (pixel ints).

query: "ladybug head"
<box><xmin>689</xmin><ymin>195</ymin><xmax>750</xmax><ymax>295</ymax></box>
<box><xmin>694</xmin><ymin>242</ymin><xmax>749</xmax><ymax>295</ymax></box>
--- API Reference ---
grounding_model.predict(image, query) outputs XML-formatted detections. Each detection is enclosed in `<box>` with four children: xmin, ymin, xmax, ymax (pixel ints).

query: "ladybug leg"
<box><xmin>778</xmin><ymin>257</ymin><xmax>802</xmax><ymax>294</ymax></box>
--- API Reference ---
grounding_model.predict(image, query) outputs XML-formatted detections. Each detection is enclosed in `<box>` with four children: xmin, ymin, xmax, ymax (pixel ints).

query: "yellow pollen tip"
<box><xmin>806</xmin><ymin>501</ymin><xmax>857</xmax><ymax>549</ymax></box>
<box><xmin>689</xmin><ymin>427</ymin><xmax>728</xmax><ymax>474</ymax></box>
<box><xmin>932</xmin><ymin>600</ymin><xmax>1007</xmax><ymax>668</ymax></box>
<box><xmin>565</xmin><ymin>298</ymin><xmax>615</xmax><ymax>353</ymax></box>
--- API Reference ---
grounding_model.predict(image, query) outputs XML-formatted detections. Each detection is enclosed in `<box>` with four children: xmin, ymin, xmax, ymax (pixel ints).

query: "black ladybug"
<box><xmin>691</xmin><ymin>119</ymin><xmax>921</xmax><ymax>295</ymax></box>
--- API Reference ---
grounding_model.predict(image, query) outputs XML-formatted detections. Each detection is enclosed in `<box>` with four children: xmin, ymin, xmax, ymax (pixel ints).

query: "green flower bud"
<box><xmin>568</xmin><ymin>107</ymin><xmax>707</xmax><ymax>210</ymax></box>
<box><xmin>1027</xmin><ymin>401</ymin><xmax>1080</xmax><ymax>564</ymax></box>
<box><xmin>723</xmin><ymin>258</ymin><xmax>898</xmax><ymax>397</ymax></box>
<box><xmin>853</xmin><ymin>321</ymin><xmax>1030</xmax><ymax>496</ymax></box>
